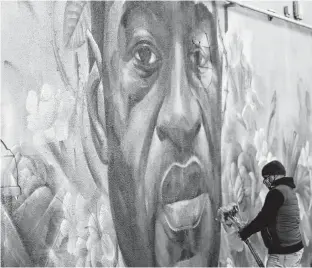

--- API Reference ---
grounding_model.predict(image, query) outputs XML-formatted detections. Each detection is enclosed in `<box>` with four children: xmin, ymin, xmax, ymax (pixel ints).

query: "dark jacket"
<box><xmin>239</xmin><ymin>177</ymin><xmax>303</xmax><ymax>254</ymax></box>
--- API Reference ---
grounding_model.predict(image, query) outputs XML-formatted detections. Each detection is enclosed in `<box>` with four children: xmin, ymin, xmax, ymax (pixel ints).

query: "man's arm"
<box><xmin>239</xmin><ymin>189</ymin><xmax>284</xmax><ymax>240</ymax></box>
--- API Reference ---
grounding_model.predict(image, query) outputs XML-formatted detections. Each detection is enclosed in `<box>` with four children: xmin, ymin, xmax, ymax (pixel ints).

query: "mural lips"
<box><xmin>160</xmin><ymin>157</ymin><xmax>208</xmax><ymax>231</ymax></box>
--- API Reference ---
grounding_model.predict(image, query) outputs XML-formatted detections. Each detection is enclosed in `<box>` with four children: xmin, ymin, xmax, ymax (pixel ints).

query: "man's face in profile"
<box><xmin>103</xmin><ymin>1</ymin><xmax>221</xmax><ymax>266</ymax></box>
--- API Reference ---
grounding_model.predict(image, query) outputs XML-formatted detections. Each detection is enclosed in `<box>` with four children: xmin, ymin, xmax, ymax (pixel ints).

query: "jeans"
<box><xmin>266</xmin><ymin>249</ymin><xmax>304</xmax><ymax>267</ymax></box>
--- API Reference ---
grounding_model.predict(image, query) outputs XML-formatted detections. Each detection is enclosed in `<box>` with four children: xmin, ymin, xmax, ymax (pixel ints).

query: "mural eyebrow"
<box><xmin>120</xmin><ymin>3</ymin><xmax>162</xmax><ymax>29</ymax></box>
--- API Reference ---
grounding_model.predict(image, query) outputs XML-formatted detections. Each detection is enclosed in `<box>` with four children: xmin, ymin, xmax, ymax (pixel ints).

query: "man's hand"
<box><xmin>238</xmin><ymin>223</ymin><xmax>252</xmax><ymax>241</ymax></box>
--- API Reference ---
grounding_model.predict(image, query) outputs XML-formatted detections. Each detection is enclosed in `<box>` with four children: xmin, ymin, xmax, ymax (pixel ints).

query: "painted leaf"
<box><xmin>306</xmin><ymin>91</ymin><xmax>311</xmax><ymax>118</ymax></box>
<box><xmin>234</xmin><ymin>175</ymin><xmax>243</xmax><ymax>204</ymax></box>
<box><xmin>1</xmin><ymin>206</ymin><xmax>33</xmax><ymax>266</ymax></box>
<box><xmin>88</xmin><ymin>213</ymin><xmax>100</xmax><ymax>242</ymax></box>
<box><xmin>60</xmin><ymin>219</ymin><xmax>70</xmax><ymax>236</ymax></box>
<box><xmin>101</xmin><ymin>234</ymin><xmax>117</xmax><ymax>263</ymax></box>
<box><xmin>301</xmin><ymin>213</ymin><xmax>311</xmax><ymax>247</ymax></box>
<box><xmin>63</xmin><ymin>1</ymin><xmax>91</xmax><ymax>49</ymax></box>
<box><xmin>266</xmin><ymin>90</ymin><xmax>277</xmax><ymax>148</ymax></box>
<box><xmin>90</xmin><ymin>242</ymin><xmax>102</xmax><ymax>267</ymax></box>
<box><xmin>26</xmin><ymin>90</ymin><xmax>38</xmax><ymax>115</ymax></box>
<box><xmin>98</xmin><ymin>199</ymin><xmax>114</xmax><ymax>234</ymax></box>
<box><xmin>75</xmin><ymin>237</ymin><xmax>87</xmax><ymax>257</ymax></box>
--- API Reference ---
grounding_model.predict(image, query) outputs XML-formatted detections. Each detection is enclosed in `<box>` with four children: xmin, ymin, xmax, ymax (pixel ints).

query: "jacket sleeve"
<box><xmin>239</xmin><ymin>189</ymin><xmax>284</xmax><ymax>241</ymax></box>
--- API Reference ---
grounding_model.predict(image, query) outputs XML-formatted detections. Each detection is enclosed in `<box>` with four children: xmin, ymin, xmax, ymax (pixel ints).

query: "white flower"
<box><xmin>26</xmin><ymin>84</ymin><xmax>75</xmax><ymax>145</ymax></box>
<box><xmin>60</xmin><ymin>192</ymin><xmax>78</xmax><ymax>255</ymax></box>
<box><xmin>254</xmin><ymin>128</ymin><xmax>276</xmax><ymax>168</ymax></box>
<box><xmin>86</xmin><ymin>197</ymin><xmax>117</xmax><ymax>267</ymax></box>
<box><xmin>227</xmin><ymin>257</ymin><xmax>235</xmax><ymax>267</ymax></box>
<box><xmin>298</xmin><ymin>141</ymin><xmax>312</xmax><ymax>169</ymax></box>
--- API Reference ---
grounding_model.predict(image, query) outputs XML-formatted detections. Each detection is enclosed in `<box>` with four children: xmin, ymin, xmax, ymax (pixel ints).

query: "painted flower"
<box><xmin>85</xmin><ymin>195</ymin><xmax>118</xmax><ymax>267</ymax></box>
<box><xmin>225</xmin><ymin>31</ymin><xmax>244</xmax><ymax>67</ymax></box>
<box><xmin>56</xmin><ymin>190</ymin><xmax>119</xmax><ymax>267</ymax></box>
<box><xmin>293</xmin><ymin>142</ymin><xmax>312</xmax><ymax>247</ymax></box>
<box><xmin>226</xmin><ymin>257</ymin><xmax>235</xmax><ymax>267</ymax></box>
<box><xmin>254</xmin><ymin>128</ymin><xmax>277</xmax><ymax>168</ymax></box>
<box><xmin>26</xmin><ymin>84</ymin><xmax>75</xmax><ymax>145</ymax></box>
<box><xmin>59</xmin><ymin>192</ymin><xmax>78</xmax><ymax>255</ymax></box>
<box><xmin>221</xmin><ymin>141</ymin><xmax>263</xmax><ymax>254</ymax></box>
<box><xmin>298</xmin><ymin>141</ymin><xmax>312</xmax><ymax>169</ymax></box>
<box><xmin>282</xmin><ymin>134</ymin><xmax>312</xmax><ymax>247</ymax></box>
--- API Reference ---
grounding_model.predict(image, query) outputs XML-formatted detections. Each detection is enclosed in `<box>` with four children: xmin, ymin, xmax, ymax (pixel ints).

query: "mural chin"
<box><xmin>155</xmin><ymin>195</ymin><xmax>214</xmax><ymax>266</ymax></box>
<box><xmin>155</xmin><ymin>158</ymin><xmax>213</xmax><ymax>266</ymax></box>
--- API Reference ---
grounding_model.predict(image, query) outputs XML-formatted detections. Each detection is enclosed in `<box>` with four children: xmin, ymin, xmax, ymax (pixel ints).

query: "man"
<box><xmin>93</xmin><ymin>1</ymin><xmax>222</xmax><ymax>266</ymax></box>
<box><xmin>239</xmin><ymin>160</ymin><xmax>304</xmax><ymax>267</ymax></box>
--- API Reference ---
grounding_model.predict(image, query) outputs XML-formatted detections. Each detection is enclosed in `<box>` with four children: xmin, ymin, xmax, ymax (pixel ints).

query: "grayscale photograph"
<box><xmin>1</xmin><ymin>1</ymin><xmax>312</xmax><ymax>267</ymax></box>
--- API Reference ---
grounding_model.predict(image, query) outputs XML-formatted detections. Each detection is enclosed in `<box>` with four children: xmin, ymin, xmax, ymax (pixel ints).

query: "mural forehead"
<box><xmin>1</xmin><ymin>1</ymin><xmax>312</xmax><ymax>267</ymax></box>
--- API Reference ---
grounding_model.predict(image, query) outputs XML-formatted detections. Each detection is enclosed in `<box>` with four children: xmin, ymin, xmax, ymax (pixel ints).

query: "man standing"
<box><xmin>239</xmin><ymin>160</ymin><xmax>304</xmax><ymax>267</ymax></box>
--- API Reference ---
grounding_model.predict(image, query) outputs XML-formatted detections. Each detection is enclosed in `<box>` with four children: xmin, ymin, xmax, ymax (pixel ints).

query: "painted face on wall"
<box><xmin>102</xmin><ymin>1</ymin><xmax>222</xmax><ymax>266</ymax></box>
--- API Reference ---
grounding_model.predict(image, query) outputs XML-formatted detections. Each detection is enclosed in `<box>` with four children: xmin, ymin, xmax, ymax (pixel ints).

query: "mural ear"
<box><xmin>85</xmin><ymin>35</ymin><xmax>107</xmax><ymax>165</ymax></box>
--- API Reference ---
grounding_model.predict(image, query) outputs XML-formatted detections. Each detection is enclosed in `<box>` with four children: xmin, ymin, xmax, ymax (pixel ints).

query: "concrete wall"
<box><xmin>220</xmin><ymin>1</ymin><xmax>312</xmax><ymax>266</ymax></box>
<box><xmin>1</xmin><ymin>1</ymin><xmax>312</xmax><ymax>267</ymax></box>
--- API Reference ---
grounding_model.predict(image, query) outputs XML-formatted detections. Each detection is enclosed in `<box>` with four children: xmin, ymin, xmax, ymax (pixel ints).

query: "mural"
<box><xmin>219</xmin><ymin>8</ymin><xmax>312</xmax><ymax>267</ymax></box>
<box><xmin>1</xmin><ymin>1</ymin><xmax>312</xmax><ymax>267</ymax></box>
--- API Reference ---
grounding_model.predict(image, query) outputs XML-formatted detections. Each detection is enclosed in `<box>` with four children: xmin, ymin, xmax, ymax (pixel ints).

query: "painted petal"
<box><xmin>90</xmin><ymin>242</ymin><xmax>102</xmax><ymax>267</ymax></box>
<box><xmin>296</xmin><ymin>194</ymin><xmax>304</xmax><ymax>220</ymax></box>
<box><xmin>43</xmin><ymin>127</ymin><xmax>56</xmax><ymax>142</ymax></box>
<box><xmin>67</xmin><ymin>233</ymin><xmax>77</xmax><ymax>255</ymax></box>
<box><xmin>249</xmin><ymin>172</ymin><xmax>257</xmax><ymax>206</ymax></box>
<box><xmin>76</xmin><ymin>237</ymin><xmax>87</xmax><ymax>257</ymax></box>
<box><xmin>40</xmin><ymin>84</ymin><xmax>55</xmax><ymax>101</ymax></box>
<box><xmin>259</xmin><ymin>187</ymin><xmax>269</xmax><ymax>205</ymax></box>
<box><xmin>85</xmin><ymin>252</ymin><xmax>91</xmax><ymax>267</ymax></box>
<box><xmin>60</xmin><ymin>219</ymin><xmax>70</xmax><ymax>236</ymax></box>
<box><xmin>227</xmin><ymin>257</ymin><xmax>234</xmax><ymax>268</ymax></box>
<box><xmin>75</xmin><ymin>257</ymin><xmax>85</xmax><ymax>267</ymax></box>
<box><xmin>253</xmin><ymin>130</ymin><xmax>260</xmax><ymax>151</ymax></box>
<box><xmin>88</xmin><ymin>213</ymin><xmax>100</xmax><ymax>242</ymax></box>
<box><xmin>86</xmin><ymin>235</ymin><xmax>92</xmax><ymax>251</ymax></box>
<box><xmin>58</xmin><ymin>91</ymin><xmax>75</xmax><ymax>121</ymax></box>
<box><xmin>305</xmin><ymin>141</ymin><xmax>309</xmax><ymax>156</ymax></box>
<box><xmin>26</xmin><ymin>90</ymin><xmax>38</xmax><ymax>115</ymax></box>
<box><xmin>262</xmin><ymin>141</ymin><xmax>268</xmax><ymax>156</ymax></box>
<box><xmin>33</xmin><ymin>131</ymin><xmax>46</xmax><ymax>146</ymax></box>
<box><xmin>101</xmin><ymin>234</ymin><xmax>116</xmax><ymax>263</ymax></box>
<box><xmin>228</xmin><ymin>231</ymin><xmax>244</xmax><ymax>252</ymax></box>
<box><xmin>63</xmin><ymin>192</ymin><xmax>74</xmax><ymax>219</ymax></box>
<box><xmin>308</xmin><ymin>156</ymin><xmax>312</xmax><ymax>168</ymax></box>
<box><xmin>98</xmin><ymin>202</ymin><xmax>114</xmax><ymax>233</ymax></box>
<box><xmin>234</xmin><ymin>175</ymin><xmax>243</xmax><ymax>204</ymax></box>
<box><xmin>54</xmin><ymin>119</ymin><xmax>69</xmax><ymax>141</ymax></box>
<box><xmin>301</xmin><ymin>213</ymin><xmax>312</xmax><ymax>247</ymax></box>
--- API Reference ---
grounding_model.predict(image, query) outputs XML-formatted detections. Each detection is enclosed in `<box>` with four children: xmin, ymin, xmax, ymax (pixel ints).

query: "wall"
<box><xmin>220</xmin><ymin>1</ymin><xmax>312</xmax><ymax>266</ymax></box>
<box><xmin>1</xmin><ymin>1</ymin><xmax>312</xmax><ymax>267</ymax></box>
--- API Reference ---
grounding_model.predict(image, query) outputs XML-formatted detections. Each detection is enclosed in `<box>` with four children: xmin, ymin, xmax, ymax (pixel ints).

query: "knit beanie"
<box><xmin>262</xmin><ymin>160</ymin><xmax>286</xmax><ymax>177</ymax></box>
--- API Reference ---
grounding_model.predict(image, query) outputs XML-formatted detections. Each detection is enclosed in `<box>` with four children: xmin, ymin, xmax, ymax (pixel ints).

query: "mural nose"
<box><xmin>156</xmin><ymin>37</ymin><xmax>201</xmax><ymax>151</ymax></box>
<box><xmin>156</xmin><ymin>117</ymin><xmax>201</xmax><ymax>150</ymax></box>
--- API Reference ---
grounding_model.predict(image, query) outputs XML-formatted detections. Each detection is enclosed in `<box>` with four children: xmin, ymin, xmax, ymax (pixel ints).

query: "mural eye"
<box><xmin>133</xmin><ymin>44</ymin><xmax>159</xmax><ymax>68</ymax></box>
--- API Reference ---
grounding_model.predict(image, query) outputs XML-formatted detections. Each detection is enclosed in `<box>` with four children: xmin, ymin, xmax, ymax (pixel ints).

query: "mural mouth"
<box><xmin>164</xmin><ymin>193</ymin><xmax>208</xmax><ymax>231</ymax></box>
<box><xmin>160</xmin><ymin>157</ymin><xmax>208</xmax><ymax>231</ymax></box>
